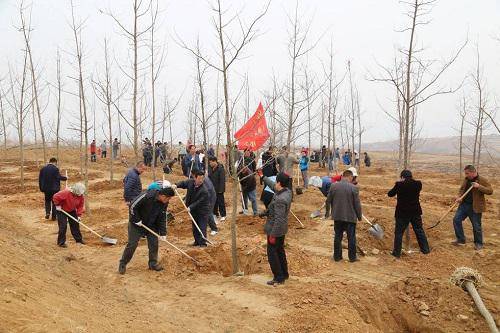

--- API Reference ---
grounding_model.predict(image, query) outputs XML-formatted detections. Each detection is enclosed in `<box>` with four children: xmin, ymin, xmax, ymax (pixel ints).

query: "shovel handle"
<box><xmin>173</xmin><ymin>188</ymin><xmax>214</xmax><ymax>245</ymax></box>
<box><xmin>362</xmin><ymin>214</ymin><xmax>374</xmax><ymax>227</ymax></box>
<box><xmin>65</xmin><ymin>170</ymin><xmax>68</xmax><ymax>189</ymax></box>
<box><xmin>290</xmin><ymin>210</ymin><xmax>305</xmax><ymax>227</ymax></box>
<box><xmin>428</xmin><ymin>186</ymin><xmax>473</xmax><ymax>230</ymax></box>
<box><xmin>60</xmin><ymin>209</ymin><xmax>104</xmax><ymax>239</ymax></box>
<box><xmin>140</xmin><ymin>224</ymin><xmax>200</xmax><ymax>265</ymax></box>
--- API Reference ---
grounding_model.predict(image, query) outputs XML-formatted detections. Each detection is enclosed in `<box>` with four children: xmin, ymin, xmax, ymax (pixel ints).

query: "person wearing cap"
<box><xmin>388</xmin><ymin>170</ymin><xmax>430</xmax><ymax>258</ymax></box>
<box><xmin>260</xmin><ymin>172</ymin><xmax>292</xmax><ymax>285</ymax></box>
<box><xmin>119</xmin><ymin>186</ymin><xmax>175</xmax><ymax>274</ymax></box>
<box><xmin>451</xmin><ymin>165</ymin><xmax>493</xmax><ymax>250</ymax></box>
<box><xmin>327</xmin><ymin>169</ymin><xmax>362</xmax><ymax>263</ymax></box>
<box><xmin>52</xmin><ymin>183</ymin><xmax>86</xmax><ymax>247</ymax></box>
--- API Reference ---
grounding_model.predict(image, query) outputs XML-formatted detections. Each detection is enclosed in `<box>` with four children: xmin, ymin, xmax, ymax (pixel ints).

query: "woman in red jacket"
<box><xmin>52</xmin><ymin>183</ymin><xmax>86</xmax><ymax>248</ymax></box>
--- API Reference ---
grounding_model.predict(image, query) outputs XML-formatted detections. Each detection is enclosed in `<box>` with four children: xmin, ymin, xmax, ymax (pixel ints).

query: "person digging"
<box><xmin>259</xmin><ymin>172</ymin><xmax>292</xmax><ymax>286</ymax></box>
<box><xmin>52</xmin><ymin>183</ymin><xmax>86</xmax><ymax>248</ymax></box>
<box><xmin>119</xmin><ymin>186</ymin><xmax>175</xmax><ymax>274</ymax></box>
<box><xmin>452</xmin><ymin>165</ymin><xmax>493</xmax><ymax>250</ymax></box>
<box><xmin>388</xmin><ymin>169</ymin><xmax>430</xmax><ymax>258</ymax></box>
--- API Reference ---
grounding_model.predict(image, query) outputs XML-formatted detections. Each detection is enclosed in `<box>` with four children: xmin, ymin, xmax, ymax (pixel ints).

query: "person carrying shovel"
<box><xmin>175</xmin><ymin>169</ymin><xmax>210</xmax><ymax>247</ymax></box>
<box><xmin>119</xmin><ymin>186</ymin><xmax>175</xmax><ymax>274</ymax></box>
<box><xmin>452</xmin><ymin>165</ymin><xmax>493</xmax><ymax>250</ymax></box>
<box><xmin>388</xmin><ymin>170</ymin><xmax>430</xmax><ymax>258</ymax></box>
<box><xmin>52</xmin><ymin>183</ymin><xmax>86</xmax><ymax>248</ymax></box>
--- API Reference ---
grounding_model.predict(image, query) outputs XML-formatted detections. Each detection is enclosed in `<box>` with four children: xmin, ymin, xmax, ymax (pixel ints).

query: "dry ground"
<box><xmin>0</xmin><ymin>148</ymin><xmax>498</xmax><ymax>332</ymax></box>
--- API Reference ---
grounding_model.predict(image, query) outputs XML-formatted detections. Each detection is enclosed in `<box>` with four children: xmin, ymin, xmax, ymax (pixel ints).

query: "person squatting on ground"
<box><xmin>388</xmin><ymin>170</ymin><xmax>430</xmax><ymax>258</ymax></box>
<box><xmin>327</xmin><ymin>169</ymin><xmax>362</xmax><ymax>263</ymax></box>
<box><xmin>452</xmin><ymin>165</ymin><xmax>493</xmax><ymax>250</ymax></box>
<box><xmin>260</xmin><ymin>172</ymin><xmax>292</xmax><ymax>286</ymax></box>
<box><xmin>52</xmin><ymin>183</ymin><xmax>86</xmax><ymax>247</ymax></box>
<box><xmin>39</xmin><ymin>157</ymin><xmax>68</xmax><ymax>220</ymax></box>
<box><xmin>175</xmin><ymin>170</ymin><xmax>210</xmax><ymax>247</ymax></box>
<box><xmin>208</xmin><ymin>156</ymin><xmax>227</xmax><ymax>222</ymax></box>
<box><xmin>123</xmin><ymin>161</ymin><xmax>146</xmax><ymax>206</ymax></box>
<box><xmin>118</xmin><ymin>186</ymin><xmax>175</xmax><ymax>274</ymax></box>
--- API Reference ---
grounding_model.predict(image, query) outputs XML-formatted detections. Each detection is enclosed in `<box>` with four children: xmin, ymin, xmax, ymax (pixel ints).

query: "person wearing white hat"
<box><xmin>52</xmin><ymin>183</ymin><xmax>86</xmax><ymax>247</ymax></box>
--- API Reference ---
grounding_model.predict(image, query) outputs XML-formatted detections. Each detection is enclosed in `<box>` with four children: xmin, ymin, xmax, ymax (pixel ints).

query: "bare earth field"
<box><xmin>0</xmin><ymin>149</ymin><xmax>498</xmax><ymax>332</ymax></box>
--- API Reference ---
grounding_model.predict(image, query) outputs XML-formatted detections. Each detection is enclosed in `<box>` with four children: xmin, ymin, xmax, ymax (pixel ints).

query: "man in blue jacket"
<box><xmin>119</xmin><ymin>187</ymin><xmax>175</xmax><ymax>274</ymax></box>
<box><xmin>123</xmin><ymin>161</ymin><xmax>147</xmax><ymax>205</ymax></box>
<box><xmin>39</xmin><ymin>157</ymin><xmax>67</xmax><ymax>220</ymax></box>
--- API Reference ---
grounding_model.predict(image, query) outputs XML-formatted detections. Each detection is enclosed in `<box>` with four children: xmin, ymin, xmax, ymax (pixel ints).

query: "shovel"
<box><xmin>362</xmin><ymin>215</ymin><xmax>384</xmax><ymax>240</ymax></box>
<box><xmin>427</xmin><ymin>186</ymin><xmax>473</xmax><ymax>230</ymax></box>
<box><xmin>311</xmin><ymin>203</ymin><xmax>326</xmax><ymax>218</ymax></box>
<box><xmin>290</xmin><ymin>210</ymin><xmax>305</xmax><ymax>229</ymax></box>
<box><xmin>60</xmin><ymin>209</ymin><xmax>117</xmax><ymax>245</ymax></box>
<box><xmin>295</xmin><ymin>167</ymin><xmax>304</xmax><ymax>195</ymax></box>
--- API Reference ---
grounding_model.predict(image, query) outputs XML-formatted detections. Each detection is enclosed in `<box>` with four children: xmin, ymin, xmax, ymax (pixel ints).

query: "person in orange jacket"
<box><xmin>52</xmin><ymin>183</ymin><xmax>86</xmax><ymax>248</ymax></box>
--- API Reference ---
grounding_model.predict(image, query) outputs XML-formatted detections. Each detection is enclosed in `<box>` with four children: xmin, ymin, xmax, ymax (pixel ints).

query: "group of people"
<box><xmin>90</xmin><ymin>138</ymin><xmax>121</xmax><ymax>162</ymax></box>
<box><xmin>141</xmin><ymin>138</ymin><xmax>172</xmax><ymax>167</ymax></box>
<box><xmin>38</xmin><ymin>140</ymin><xmax>493</xmax><ymax>286</ymax></box>
<box><xmin>315</xmin><ymin>146</ymin><xmax>371</xmax><ymax>169</ymax></box>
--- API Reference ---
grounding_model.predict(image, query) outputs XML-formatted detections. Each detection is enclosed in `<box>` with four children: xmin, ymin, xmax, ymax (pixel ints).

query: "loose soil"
<box><xmin>0</xmin><ymin>148</ymin><xmax>498</xmax><ymax>332</ymax></box>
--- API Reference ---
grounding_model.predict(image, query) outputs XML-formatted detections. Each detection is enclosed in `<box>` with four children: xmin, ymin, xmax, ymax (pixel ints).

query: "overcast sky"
<box><xmin>0</xmin><ymin>0</ymin><xmax>499</xmax><ymax>146</ymax></box>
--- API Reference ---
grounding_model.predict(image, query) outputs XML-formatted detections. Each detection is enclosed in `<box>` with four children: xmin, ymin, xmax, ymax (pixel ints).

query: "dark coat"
<box><xmin>176</xmin><ymin>179</ymin><xmax>210</xmax><ymax>217</ymax></box>
<box><xmin>129</xmin><ymin>190</ymin><xmax>168</xmax><ymax>236</ymax></box>
<box><xmin>208</xmin><ymin>163</ymin><xmax>226</xmax><ymax>193</ymax></box>
<box><xmin>39</xmin><ymin>164</ymin><xmax>67</xmax><ymax>193</ymax></box>
<box><xmin>388</xmin><ymin>179</ymin><xmax>423</xmax><ymax>218</ymax></box>
<box><xmin>123</xmin><ymin>168</ymin><xmax>142</xmax><ymax>202</ymax></box>
<box><xmin>182</xmin><ymin>154</ymin><xmax>203</xmax><ymax>177</ymax></box>
<box><xmin>261</xmin><ymin>151</ymin><xmax>278</xmax><ymax>177</ymax></box>
<box><xmin>262</xmin><ymin>177</ymin><xmax>292</xmax><ymax>237</ymax></box>
<box><xmin>239</xmin><ymin>172</ymin><xmax>256</xmax><ymax>193</ymax></box>
<box><xmin>204</xmin><ymin>177</ymin><xmax>217</xmax><ymax>208</ymax></box>
<box><xmin>327</xmin><ymin>180</ymin><xmax>362</xmax><ymax>223</ymax></box>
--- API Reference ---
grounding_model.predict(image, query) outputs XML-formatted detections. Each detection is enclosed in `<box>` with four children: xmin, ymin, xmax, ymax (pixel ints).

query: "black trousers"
<box><xmin>120</xmin><ymin>223</ymin><xmax>159</xmax><ymax>268</ymax></box>
<box><xmin>192</xmin><ymin>213</ymin><xmax>208</xmax><ymax>246</ymax></box>
<box><xmin>267</xmin><ymin>235</ymin><xmax>288</xmax><ymax>282</ymax></box>
<box><xmin>213</xmin><ymin>193</ymin><xmax>226</xmax><ymax>218</ymax></box>
<box><xmin>44</xmin><ymin>191</ymin><xmax>57</xmax><ymax>218</ymax></box>
<box><xmin>57</xmin><ymin>210</ymin><xmax>83</xmax><ymax>245</ymax></box>
<box><xmin>393</xmin><ymin>215</ymin><xmax>430</xmax><ymax>257</ymax></box>
<box><xmin>333</xmin><ymin>220</ymin><xmax>357</xmax><ymax>261</ymax></box>
<box><xmin>91</xmin><ymin>153</ymin><xmax>97</xmax><ymax>162</ymax></box>
<box><xmin>101</xmin><ymin>151</ymin><xmax>107</xmax><ymax>158</ymax></box>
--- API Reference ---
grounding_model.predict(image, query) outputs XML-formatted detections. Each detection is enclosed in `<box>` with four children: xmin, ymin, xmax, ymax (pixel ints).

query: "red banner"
<box><xmin>234</xmin><ymin>102</ymin><xmax>270</xmax><ymax>151</ymax></box>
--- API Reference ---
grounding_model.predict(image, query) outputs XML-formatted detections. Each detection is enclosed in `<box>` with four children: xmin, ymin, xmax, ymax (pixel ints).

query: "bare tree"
<box><xmin>370</xmin><ymin>0</ymin><xmax>466</xmax><ymax>168</ymax></box>
<box><xmin>55</xmin><ymin>49</ymin><xmax>63</xmax><ymax>161</ymax></box>
<box><xmin>103</xmin><ymin>0</ymin><xmax>154</xmax><ymax>159</ymax></box>
<box><xmin>70</xmin><ymin>0</ymin><xmax>90</xmax><ymax>211</ymax></box>
<box><xmin>0</xmin><ymin>84</ymin><xmax>8</xmax><ymax>155</ymax></box>
<box><xmin>457</xmin><ymin>95</ymin><xmax>467</xmax><ymax>178</ymax></box>
<box><xmin>6</xmin><ymin>50</ymin><xmax>31</xmax><ymax>189</ymax></box>
<box><xmin>19</xmin><ymin>1</ymin><xmax>46</xmax><ymax>162</ymax></box>
<box><xmin>178</xmin><ymin>0</ymin><xmax>270</xmax><ymax>274</ymax></box>
<box><xmin>470</xmin><ymin>46</ymin><xmax>487</xmax><ymax>170</ymax></box>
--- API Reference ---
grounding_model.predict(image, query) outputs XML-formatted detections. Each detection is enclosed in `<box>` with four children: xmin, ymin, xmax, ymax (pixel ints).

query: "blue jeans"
<box><xmin>453</xmin><ymin>202</ymin><xmax>483</xmax><ymax>245</ymax></box>
<box><xmin>243</xmin><ymin>190</ymin><xmax>258</xmax><ymax>215</ymax></box>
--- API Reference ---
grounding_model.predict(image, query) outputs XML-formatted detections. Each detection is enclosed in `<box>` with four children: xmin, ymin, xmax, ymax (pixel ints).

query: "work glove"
<box><xmin>134</xmin><ymin>221</ymin><xmax>143</xmax><ymax>227</ymax></box>
<box><xmin>56</xmin><ymin>206</ymin><xmax>62</xmax><ymax>211</ymax></box>
<box><xmin>159</xmin><ymin>236</ymin><xmax>167</xmax><ymax>242</ymax></box>
<box><xmin>268</xmin><ymin>235</ymin><xmax>276</xmax><ymax>245</ymax></box>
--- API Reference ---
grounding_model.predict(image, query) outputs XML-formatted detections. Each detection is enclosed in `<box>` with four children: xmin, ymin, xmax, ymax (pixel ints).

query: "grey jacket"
<box><xmin>262</xmin><ymin>176</ymin><xmax>292</xmax><ymax>237</ymax></box>
<box><xmin>276</xmin><ymin>153</ymin><xmax>299</xmax><ymax>175</ymax></box>
<box><xmin>327</xmin><ymin>179</ymin><xmax>362</xmax><ymax>223</ymax></box>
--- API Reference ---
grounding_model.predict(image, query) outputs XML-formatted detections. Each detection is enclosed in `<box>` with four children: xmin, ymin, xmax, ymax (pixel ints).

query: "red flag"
<box><xmin>234</xmin><ymin>102</ymin><xmax>270</xmax><ymax>151</ymax></box>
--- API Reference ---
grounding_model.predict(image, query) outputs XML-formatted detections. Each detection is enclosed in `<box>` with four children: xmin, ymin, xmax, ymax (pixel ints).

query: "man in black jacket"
<box><xmin>176</xmin><ymin>170</ymin><xmax>210</xmax><ymax>247</ymax></box>
<box><xmin>239</xmin><ymin>166</ymin><xmax>258</xmax><ymax>215</ymax></box>
<box><xmin>208</xmin><ymin>156</ymin><xmax>226</xmax><ymax>222</ymax></box>
<box><xmin>388</xmin><ymin>170</ymin><xmax>430</xmax><ymax>258</ymax></box>
<box><xmin>119</xmin><ymin>187</ymin><xmax>175</xmax><ymax>274</ymax></box>
<box><xmin>39</xmin><ymin>157</ymin><xmax>67</xmax><ymax>220</ymax></box>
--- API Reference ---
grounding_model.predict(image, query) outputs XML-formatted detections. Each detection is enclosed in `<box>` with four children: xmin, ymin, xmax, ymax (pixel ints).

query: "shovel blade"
<box><xmin>102</xmin><ymin>236</ymin><xmax>117</xmax><ymax>245</ymax></box>
<box><xmin>310</xmin><ymin>210</ymin><xmax>321</xmax><ymax>218</ymax></box>
<box><xmin>368</xmin><ymin>224</ymin><xmax>384</xmax><ymax>240</ymax></box>
<box><xmin>295</xmin><ymin>187</ymin><xmax>304</xmax><ymax>195</ymax></box>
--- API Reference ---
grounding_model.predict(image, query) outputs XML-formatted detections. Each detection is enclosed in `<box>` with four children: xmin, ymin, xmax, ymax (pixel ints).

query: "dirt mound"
<box><xmin>89</xmin><ymin>179</ymin><xmax>123</xmax><ymax>191</ymax></box>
